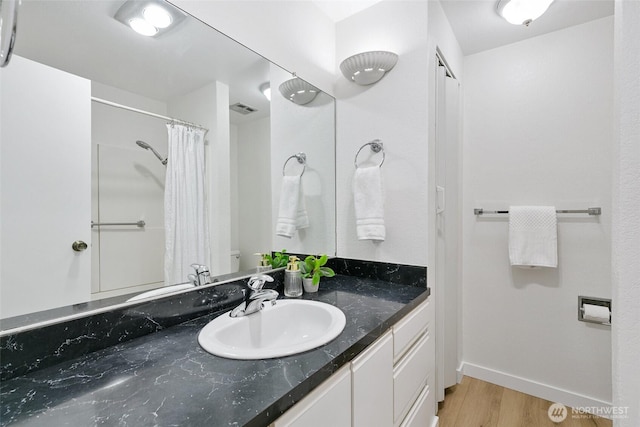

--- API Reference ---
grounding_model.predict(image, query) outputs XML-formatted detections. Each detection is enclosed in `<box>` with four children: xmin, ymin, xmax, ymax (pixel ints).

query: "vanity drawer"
<box><xmin>393</xmin><ymin>300</ymin><xmax>429</xmax><ymax>362</ymax></box>
<box><xmin>399</xmin><ymin>383</ymin><xmax>431</xmax><ymax>427</ymax></box>
<box><xmin>393</xmin><ymin>330</ymin><xmax>430</xmax><ymax>424</ymax></box>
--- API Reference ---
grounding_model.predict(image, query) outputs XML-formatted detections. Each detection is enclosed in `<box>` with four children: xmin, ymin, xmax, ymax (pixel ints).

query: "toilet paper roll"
<box><xmin>583</xmin><ymin>304</ymin><xmax>610</xmax><ymax>323</ymax></box>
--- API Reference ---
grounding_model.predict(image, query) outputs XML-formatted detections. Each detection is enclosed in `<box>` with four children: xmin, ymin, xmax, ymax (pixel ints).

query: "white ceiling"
<box><xmin>311</xmin><ymin>0</ymin><xmax>614</xmax><ymax>55</ymax></box>
<box><xmin>439</xmin><ymin>0</ymin><xmax>614</xmax><ymax>55</ymax></box>
<box><xmin>14</xmin><ymin>1</ymin><xmax>273</xmax><ymax>124</ymax></box>
<box><xmin>312</xmin><ymin>0</ymin><xmax>384</xmax><ymax>22</ymax></box>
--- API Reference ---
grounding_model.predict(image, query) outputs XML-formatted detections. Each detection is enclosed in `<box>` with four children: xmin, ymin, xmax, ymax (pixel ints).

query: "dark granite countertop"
<box><xmin>0</xmin><ymin>275</ymin><xmax>429</xmax><ymax>427</ymax></box>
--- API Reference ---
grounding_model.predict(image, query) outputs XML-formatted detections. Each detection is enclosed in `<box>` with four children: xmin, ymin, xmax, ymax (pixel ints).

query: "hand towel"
<box><xmin>508</xmin><ymin>206</ymin><xmax>557</xmax><ymax>268</ymax></box>
<box><xmin>276</xmin><ymin>175</ymin><xmax>308</xmax><ymax>238</ymax></box>
<box><xmin>353</xmin><ymin>166</ymin><xmax>385</xmax><ymax>241</ymax></box>
<box><xmin>296</xmin><ymin>180</ymin><xmax>309</xmax><ymax>230</ymax></box>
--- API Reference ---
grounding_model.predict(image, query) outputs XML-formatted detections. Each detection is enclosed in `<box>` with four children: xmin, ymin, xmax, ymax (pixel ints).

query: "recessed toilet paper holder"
<box><xmin>578</xmin><ymin>296</ymin><xmax>611</xmax><ymax>326</ymax></box>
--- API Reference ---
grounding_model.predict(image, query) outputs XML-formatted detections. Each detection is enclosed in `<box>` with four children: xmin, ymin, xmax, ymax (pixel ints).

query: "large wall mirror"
<box><xmin>0</xmin><ymin>0</ymin><xmax>336</xmax><ymax>329</ymax></box>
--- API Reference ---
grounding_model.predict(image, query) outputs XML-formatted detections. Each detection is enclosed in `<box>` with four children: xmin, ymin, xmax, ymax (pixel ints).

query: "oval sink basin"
<box><xmin>198</xmin><ymin>300</ymin><xmax>346</xmax><ymax>360</ymax></box>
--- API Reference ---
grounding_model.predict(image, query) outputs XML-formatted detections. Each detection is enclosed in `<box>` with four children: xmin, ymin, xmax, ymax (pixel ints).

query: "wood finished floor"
<box><xmin>437</xmin><ymin>376</ymin><xmax>612</xmax><ymax>427</ymax></box>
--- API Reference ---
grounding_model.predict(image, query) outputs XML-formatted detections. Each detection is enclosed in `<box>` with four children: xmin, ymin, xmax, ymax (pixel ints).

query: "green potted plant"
<box><xmin>298</xmin><ymin>255</ymin><xmax>335</xmax><ymax>293</ymax></box>
<box><xmin>265</xmin><ymin>249</ymin><xmax>289</xmax><ymax>268</ymax></box>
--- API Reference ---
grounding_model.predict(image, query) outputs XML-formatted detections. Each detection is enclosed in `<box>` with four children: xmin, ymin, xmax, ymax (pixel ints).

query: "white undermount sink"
<box><xmin>198</xmin><ymin>300</ymin><xmax>346</xmax><ymax>360</ymax></box>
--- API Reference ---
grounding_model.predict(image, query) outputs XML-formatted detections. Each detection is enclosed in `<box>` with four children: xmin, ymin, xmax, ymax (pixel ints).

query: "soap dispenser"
<box><xmin>284</xmin><ymin>255</ymin><xmax>303</xmax><ymax>297</ymax></box>
<box><xmin>255</xmin><ymin>253</ymin><xmax>271</xmax><ymax>273</ymax></box>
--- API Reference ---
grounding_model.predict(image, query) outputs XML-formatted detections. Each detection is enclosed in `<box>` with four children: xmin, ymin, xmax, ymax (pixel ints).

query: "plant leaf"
<box><xmin>319</xmin><ymin>267</ymin><xmax>335</xmax><ymax>277</ymax></box>
<box><xmin>319</xmin><ymin>254</ymin><xmax>328</xmax><ymax>267</ymax></box>
<box><xmin>312</xmin><ymin>272</ymin><xmax>320</xmax><ymax>285</ymax></box>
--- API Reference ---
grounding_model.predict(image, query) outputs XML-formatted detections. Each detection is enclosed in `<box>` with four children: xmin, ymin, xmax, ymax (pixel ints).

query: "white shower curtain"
<box><xmin>164</xmin><ymin>123</ymin><xmax>210</xmax><ymax>286</ymax></box>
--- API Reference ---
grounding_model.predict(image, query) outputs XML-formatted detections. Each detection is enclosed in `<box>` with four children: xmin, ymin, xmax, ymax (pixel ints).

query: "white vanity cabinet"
<box><xmin>392</xmin><ymin>300</ymin><xmax>433</xmax><ymax>426</ymax></box>
<box><xmin>271</xmin><ymin>298</ymin><xmax>435</xmax><ymax>427</ymax></box>
<box><xmin>271</xmin><ymin>365</ymin><xmax>352</xmax><ymax>427</ymax></box>
<box><xmin>352</xmin><ymin>331</ymin><xmax>394</xmax><ymax>427</ymax></box>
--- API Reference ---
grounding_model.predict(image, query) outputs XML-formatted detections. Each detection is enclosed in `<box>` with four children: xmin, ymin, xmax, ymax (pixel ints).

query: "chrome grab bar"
<box><xmin>91</xmin><ymin>220</ymin><xmax>146</xmax><ymax>228</ymax></box>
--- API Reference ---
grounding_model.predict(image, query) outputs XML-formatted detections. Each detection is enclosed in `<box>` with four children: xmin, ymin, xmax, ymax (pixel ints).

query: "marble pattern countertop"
<box><xmin>0</xmin><ymin>275</ymin><xmax>428</xmax><ymax>426</ymax></box>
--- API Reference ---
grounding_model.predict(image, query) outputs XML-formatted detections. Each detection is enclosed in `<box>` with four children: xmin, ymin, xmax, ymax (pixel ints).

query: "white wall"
<box><xmin>169</xmin><ymin>82</ymin><xmax>232</xmax><ymax>276</ymax></box>
<box><xmin>461</xmin><ymin>18</ymin><xmax>614</xmax><ymax>407</ymax></box>
<box><xmin>335</xmin><ymin>1</ymin><xmax>430</xmax><ymax>266</ymax></box>
<box><xmin>91</xmin><ymin>83</ymin><xmax>167</xmax><ymax>297</ymax></box>
<box><xmin>612</xmin><ymin>0</ymin><xmax>640</xmax><ymax>424</ymax></box>
<box><xmin>171</xmin><ymin>0</ymin><xmax>335</xmax><ymax>95</ymax></box>
<box><xmin>230</xmin><ymin>124</ymin><xmax>239</xmax><ymax>254</ymax></box>
<box><xmin>236</xmin><ymin>116</ymin><xmax>272</xmax><ymax>270</ymax></box>
<box><xmin>271</xmin><ymin>64</ymin><xmax>336</xmax><ymax>256</ymax></box>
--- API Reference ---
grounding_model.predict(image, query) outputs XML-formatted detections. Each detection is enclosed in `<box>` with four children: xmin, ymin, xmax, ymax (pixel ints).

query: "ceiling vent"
<box><xmin>229</xmin><ymin>103</ymin><xmax>257</xmax><ymax>115</ymax></box>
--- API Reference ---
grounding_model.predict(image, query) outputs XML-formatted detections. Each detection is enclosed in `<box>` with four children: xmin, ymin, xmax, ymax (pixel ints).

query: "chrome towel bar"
<box><xmin>474</xmin><ymin>207</ymin><xmax>601</xmax><ymax>216</ymax></box>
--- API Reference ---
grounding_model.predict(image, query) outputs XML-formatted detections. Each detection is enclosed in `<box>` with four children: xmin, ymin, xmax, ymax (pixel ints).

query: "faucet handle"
<box><xmin>191</xmin><ymin>263</ymin><xmax>206</xmax><ymax>273</ymax></box>
<box><xmin>248</xmin><ymin>274</ymin><xmax>274</xmax><ymax>291</ymax></box>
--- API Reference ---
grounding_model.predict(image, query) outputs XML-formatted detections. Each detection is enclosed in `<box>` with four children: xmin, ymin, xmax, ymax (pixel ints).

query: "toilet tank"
<box><xmin>230</xmin><ymin>250</ymin><xmax>241</xmax><ymax>273</ymax></box>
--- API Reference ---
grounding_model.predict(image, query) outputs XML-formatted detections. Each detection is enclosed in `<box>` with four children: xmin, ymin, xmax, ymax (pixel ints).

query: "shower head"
<box><xmin>135</xmin><ymin>140</ymin><xmax>167</xmax><ymax>166</ymax></box>
<box><xmin>136</xmin><ymin>140</ymin><xmax>152</xmax><ymax>150</ymax></box>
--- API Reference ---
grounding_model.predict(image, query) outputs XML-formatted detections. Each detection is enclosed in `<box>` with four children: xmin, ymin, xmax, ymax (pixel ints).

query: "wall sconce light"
<box><xmin>279</xmin><ymin>78</ymin><xmax>319</xmax><ymax>105</ymax></box>
<box><xmin>496</xmin><ymin>0</ymin><xmax>554</xmax><ymax>26</ymax></box>
<box><xmin>114</xmin><ymin>0</ymin><xmax>186</xmax><ymax>37</ymax></box>
<box><xmin>259</xmin><ymin>82</ymin><xmax>271</xmax><ymax>101</ymax></box>
<box><xmin>340</xmin><ymin>51</ymin><xmax>398</xmax><ymax>85</ymax></box>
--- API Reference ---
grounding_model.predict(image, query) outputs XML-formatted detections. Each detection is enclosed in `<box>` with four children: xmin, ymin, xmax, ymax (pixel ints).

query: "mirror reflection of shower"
<box><xmin>136</xmin><ymin>140</ymin><xmax>167</xmax><ymax>166</ymax></box>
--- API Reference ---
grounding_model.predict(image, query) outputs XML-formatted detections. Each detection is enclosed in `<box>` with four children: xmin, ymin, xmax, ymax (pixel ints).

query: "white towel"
<box><xmin>353</xmin><ymin>166</ymin><xmax>385</xmax><ymax>241</ymax></box>
<box><xmin>508</xmin><ymin>206</ymin><xmax>558</xmax><ymax>268</ymax></box>
<box><xmin>276</xmin><ymin>175</ymin><xmax>308</xmax><ymax>238</ymax></box>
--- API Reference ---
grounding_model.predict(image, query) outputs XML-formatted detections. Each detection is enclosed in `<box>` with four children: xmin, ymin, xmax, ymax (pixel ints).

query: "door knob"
<box><xmin>72</xmin><ymin>240</ymin><xmax>88</xmax><ymax>252</ymax></box>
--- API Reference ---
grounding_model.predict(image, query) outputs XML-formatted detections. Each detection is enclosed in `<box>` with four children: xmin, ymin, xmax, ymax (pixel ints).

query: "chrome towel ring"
<box><xmin>355</xmin><ymin>139</ymin><xmax>385</xmax><ymax>168</ymax></box>
<box><xmin>282</xmin><ymin>152</ymin><xmax>307</xmax><ymax>176</ymax></box>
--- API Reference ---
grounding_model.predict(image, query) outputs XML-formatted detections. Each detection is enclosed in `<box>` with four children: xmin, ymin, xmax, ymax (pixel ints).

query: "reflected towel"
<box><xmin>353</xmin><ymin>166</ymin><xmax>385</xmax><ymax>241</ymax></box>
<box><xmin>276</xmin><ymin>175</ymin><xmax>308</xmax><ymax>238</ymax></box>
<box><xmin>508</xmin><ymin>206</ymin><xmax>557</xmax><ymax>268</ymax></box>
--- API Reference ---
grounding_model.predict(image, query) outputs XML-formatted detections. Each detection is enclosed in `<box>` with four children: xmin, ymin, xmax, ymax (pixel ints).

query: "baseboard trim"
<box><xmin>431</xmin><ymin>415</ymin><xmax>439</xmax><ymax>427</ymax></box>
<box><xmin>456</xmin><ymin>363</ymin><xmax>464</xmax><ymax>384</ymax></box>
<box><xmin>459</xmin><ymin>362</ymin><xmax>612</xmax><ymax>416</ymax></box>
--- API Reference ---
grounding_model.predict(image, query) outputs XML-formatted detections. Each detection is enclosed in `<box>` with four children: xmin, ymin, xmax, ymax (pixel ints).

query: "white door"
<box><xmin>0</xmin><ymin>55</ymin><xmax>91</xmax><ymax>318</ymax></box>
<box><xmin>434</xmin><ymin>58</ymin><xmax>461</xmax><ymax>401</ymax></box>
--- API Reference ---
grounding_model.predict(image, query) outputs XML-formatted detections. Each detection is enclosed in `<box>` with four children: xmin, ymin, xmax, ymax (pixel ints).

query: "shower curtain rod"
<box><xmin>91</xmin><ymin>97</ymin><xmax>209</xmax><ymax>132</ymax></box>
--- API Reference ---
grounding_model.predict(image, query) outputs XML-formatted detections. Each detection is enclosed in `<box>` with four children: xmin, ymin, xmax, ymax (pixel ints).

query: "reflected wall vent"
<box><xmin>229</xmin><ymin>103</ymin><xmax>257</xmax><ymax>115</ymax></box>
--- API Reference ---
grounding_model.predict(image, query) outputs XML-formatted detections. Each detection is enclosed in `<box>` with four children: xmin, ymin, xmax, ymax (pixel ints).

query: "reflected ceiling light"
<box><xmin>340</xmin><ymin>51</ymin><xmax>398</xmax><ymax>85</ymax></box>
<box><xmin>260</xmin><ymin>82</ymin><xmax>271</xmax><ymax>101</ymax></box>
<box><xmin>128</xmin><ymin>18</ymin><xmax>158</xmax><ymax>37</ymax></box>
<box><xmin>143</xmin><ymin>5</ymin><xmax>173</xmax><ymax>29</ymax></box>
<box><xmin>496</xmin><ymin>0</ymin><xmax>554</xmax><ymax>26</ymax></box>
<box><xmin>114</xmin><ymin>0</ymin><xmax>186</xmax><ymax>38</ymax></box>
<box><xmin>279</xmin><ymin>78</ymin><xmax>319</xmax><ymax>105</ymax></box>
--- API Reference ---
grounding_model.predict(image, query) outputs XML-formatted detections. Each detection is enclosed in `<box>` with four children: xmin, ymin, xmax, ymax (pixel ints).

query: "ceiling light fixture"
<box><xmin>114</xmin><ymin>0</ymin><xmax>186</xmax><ymax>38</ymax></box>
<box><xmin>279</xmin><ymin>78</ymin><xmax>319</xmax><ymax>105</ymax></box>
<box><xmin>128</xmin><ymin>17</ymin><xmax>158</xmax><ymax>37</ymax></box>
<box><xmin>142</xmin><ymin>4</ymin><xmax>173</xmax><ymax>29</ymax></box>
<box><xmin>340</xmin><ymin>51</ymin><xmax>398</xmax><ymax>86</ymax></box>
<box><xmin>496</xmin><ymin>0</ymin><xmax>554</xmax><ymax>26</ymax></box>
<box><xmin>260</xmin><ymin>82</ymin><xmax>271</xmax><ymax>101</ymax></box>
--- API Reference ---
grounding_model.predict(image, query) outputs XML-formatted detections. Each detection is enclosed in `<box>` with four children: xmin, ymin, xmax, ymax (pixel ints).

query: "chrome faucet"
<box><xmin>189</xmin><ymin>264</ymin><xmax>212</xmax><ymax>286</ymax></box>
<box><xmin>230</xmin><ymin>275</ymin><xmax>278</xmax><ymax>318</ymax></box>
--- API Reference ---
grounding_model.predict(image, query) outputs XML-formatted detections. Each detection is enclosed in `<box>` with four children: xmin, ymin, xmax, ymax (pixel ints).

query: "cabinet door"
<box><xmin>272</xmin><ymin>365</ymin><xmax>351</xmax><ymax>427</ymax></box>
<box><xmin>352</xmin><ymin>330</ymin><xmax>393</xmax><ymax>427</ymax></box>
